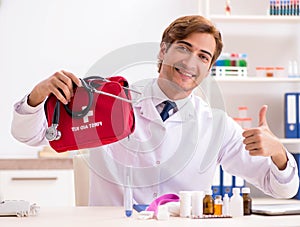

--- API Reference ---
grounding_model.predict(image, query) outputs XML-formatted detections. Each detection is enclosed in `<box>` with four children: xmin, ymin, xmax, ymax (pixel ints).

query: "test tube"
<box><xmin>124</xmin><ymin>166</ymin><xmax>133</xmax><ymax>217</ymax></box>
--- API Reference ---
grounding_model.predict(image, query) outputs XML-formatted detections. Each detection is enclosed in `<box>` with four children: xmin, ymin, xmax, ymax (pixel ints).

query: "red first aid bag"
<box><xmin>44</xmin><ymin>76</ymin><xmax>135</xmax><ymax>152</ymax></box>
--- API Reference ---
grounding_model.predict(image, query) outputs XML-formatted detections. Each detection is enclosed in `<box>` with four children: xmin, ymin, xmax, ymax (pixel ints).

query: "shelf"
<box><xmin>280</xmin><ymin>138</ymin><xmax>300</xmax><ymax>144</ymax></box>
<box><xmin>211</xmin><ymin>77</ymin><xmax>300</xmax><ymax>83</ymax></box>
<box><xmin>279</xmin><ymin>139</ymin><xmax>300</xmax><ymax>154</ymax></box>
<box><xmin>210</xmin><ymin>15</ymin><xmax>300</xmax><ymax>23</ymax></box>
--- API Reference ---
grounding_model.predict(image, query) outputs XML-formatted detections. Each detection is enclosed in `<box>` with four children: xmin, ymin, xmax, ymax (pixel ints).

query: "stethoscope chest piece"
<box><xmin>45</xmin><ymin>124</ymin><xmax>61</xmax><ymax>141</ymax></box>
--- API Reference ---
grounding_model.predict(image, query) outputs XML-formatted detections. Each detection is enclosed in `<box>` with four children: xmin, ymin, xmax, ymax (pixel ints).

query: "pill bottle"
<box><xmin>229</xmin><ymin>188</ymin><xmax>243</xmax><ymax>217</ymax></box>
<box><xmin>242</xmin><ymin>187</ymin><xmax>252</xmax><ymax>215</ymax></box>
<box><xmin>214</xmin><ymin>195</ymin><xmax>223</xmax><ymax>215</ymax></box>
<box><xmin>203</xmin><ymin>190</ymin><xmax>214</xmax><ymax>215</ymax></box>
<box><xmin>222</xmin><ymin>193</ymin><xmax>230</xmax><ymax>216</ymax></box>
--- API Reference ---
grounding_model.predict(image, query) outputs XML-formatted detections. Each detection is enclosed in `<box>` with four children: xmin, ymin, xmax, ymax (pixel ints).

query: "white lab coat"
<box><xmin>11</xmin><ymin>79</ymin><xmax>299</xmax><ymax>206</ymax></box>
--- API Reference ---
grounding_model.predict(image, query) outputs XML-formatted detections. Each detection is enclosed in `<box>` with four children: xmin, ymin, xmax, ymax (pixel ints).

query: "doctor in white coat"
<box><xmin>11</xmin><ymin>15</ymin><xmax>299</xmax><ymax>206</ymax></box>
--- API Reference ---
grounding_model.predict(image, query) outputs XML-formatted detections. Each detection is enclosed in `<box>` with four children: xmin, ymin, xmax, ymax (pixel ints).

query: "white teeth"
<box><xmin>182</xmin><ymin>71</ymin><xmax>193</xmax><ymax>78</ymax></box>
<box><xmin>175</xmin><ymin>67</ymin><xmax>195</xmax><ymax>78</ymax></box>
<box><xmin>178</xmin><ymin>68</ymin><xmax>193</xmax><ymax>77</ymax></box>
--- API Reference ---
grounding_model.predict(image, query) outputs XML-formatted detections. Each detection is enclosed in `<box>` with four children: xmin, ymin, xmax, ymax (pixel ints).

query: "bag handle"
<box><xmin>86</xmin><ymin>76</ymin><xmax>141</xmax><ymax>104</ymax></box>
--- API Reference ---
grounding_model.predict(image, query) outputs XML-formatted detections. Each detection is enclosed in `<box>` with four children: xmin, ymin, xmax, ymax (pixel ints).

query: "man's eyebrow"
<box><xmin>176</xmin><ymin>40</ymin><xmax>213</xmax><ymax>58</ymax></box>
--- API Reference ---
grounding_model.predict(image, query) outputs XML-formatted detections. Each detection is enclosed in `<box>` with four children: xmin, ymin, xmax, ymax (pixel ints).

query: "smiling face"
<box><xmin>158</xmin><ymin>32</ymin><xmax>216</xmax><ymax>99</ymax></box>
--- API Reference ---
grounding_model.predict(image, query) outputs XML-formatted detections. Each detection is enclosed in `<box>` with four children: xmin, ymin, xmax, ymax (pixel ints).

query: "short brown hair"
<box><xmin>158</xmin><ymin>15</ymin><xmax>223</xmax><ymax>72</ymax></box>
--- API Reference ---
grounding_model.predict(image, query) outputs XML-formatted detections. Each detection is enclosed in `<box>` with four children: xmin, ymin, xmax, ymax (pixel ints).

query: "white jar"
<box><xmin>191</xmin><ymin>191</ymin><xmax>204</xmax><ymax>218</ymax></box>
<box><xmin>179</xmin><ymin>191</ymin><xmax>191</xmax><ymax>218</ymax></box>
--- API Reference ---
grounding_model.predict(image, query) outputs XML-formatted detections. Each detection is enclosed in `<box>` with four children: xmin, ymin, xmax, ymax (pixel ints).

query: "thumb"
<box><xmin>258</xmin><ymin>105</ymin><xmax>268</xmax><ymax>127</ymax></box>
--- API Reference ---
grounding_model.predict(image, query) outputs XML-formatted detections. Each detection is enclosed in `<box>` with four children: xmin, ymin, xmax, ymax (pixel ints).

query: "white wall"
<box><xmin>0</xmin><ymin>0</ymin><xmax>198</xmax><ymax>157</ymax></box>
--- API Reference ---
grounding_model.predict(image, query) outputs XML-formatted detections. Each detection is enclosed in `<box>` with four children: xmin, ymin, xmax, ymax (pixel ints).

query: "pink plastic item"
<box><xmin>146</xmin><ymin>193</ymin><xmax>179</xmax><ymax>216</ymax></box>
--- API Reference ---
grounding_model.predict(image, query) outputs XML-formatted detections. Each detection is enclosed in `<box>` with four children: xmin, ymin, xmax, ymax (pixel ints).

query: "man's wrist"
<box><xmin>271</xmin><ymin>146</ymin><xmax>288</xmax><ymax>170</ymax></box>
<box><xmin>27</xmin><ymin>90</ymin><xmax>44</xmax><ymax>107</ymax></box>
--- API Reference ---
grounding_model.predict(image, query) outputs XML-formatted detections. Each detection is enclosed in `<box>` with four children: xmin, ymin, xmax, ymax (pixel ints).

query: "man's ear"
<box><xmin>158</xmin><ymin>42</ymin><xmax>167</xmax><ymax>62</ymax></box>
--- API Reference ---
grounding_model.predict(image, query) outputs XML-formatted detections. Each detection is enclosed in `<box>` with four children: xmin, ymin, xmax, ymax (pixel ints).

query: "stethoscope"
<box><xmin>45</xmin><ymin>79</ymin><xmax>94</xmax><ymax>142</ymax></box>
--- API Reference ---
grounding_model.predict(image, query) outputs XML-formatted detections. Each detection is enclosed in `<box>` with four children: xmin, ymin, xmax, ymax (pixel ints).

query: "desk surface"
<box><xmin>2</xmin><ymin>204</ymin><xmax>300</xmax><ymax>227</ymax></box>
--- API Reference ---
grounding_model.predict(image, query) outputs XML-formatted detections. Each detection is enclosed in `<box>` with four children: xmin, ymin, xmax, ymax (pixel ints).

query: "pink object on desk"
<box><xmin>146</xmin><ymin>193</ymin><xmax>179</xmax><ymax>216</ymax></box>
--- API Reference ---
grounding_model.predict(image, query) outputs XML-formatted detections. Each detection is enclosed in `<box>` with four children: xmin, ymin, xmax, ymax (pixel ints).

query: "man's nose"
<box><xmin>181</xmin><ymin>52</ymin><xmax>199</xmax><ymax>71</ymax></box>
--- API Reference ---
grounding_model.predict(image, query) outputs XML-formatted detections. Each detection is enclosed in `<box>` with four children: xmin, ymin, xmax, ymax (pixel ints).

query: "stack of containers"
<box><xmin>211</xmin><ymin>53</ymin><xmax>248</xmax><ymax>77</ymax></box>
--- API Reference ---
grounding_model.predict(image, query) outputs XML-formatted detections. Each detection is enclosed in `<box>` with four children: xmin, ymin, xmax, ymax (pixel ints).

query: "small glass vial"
<box><xmin>225</xmin><ymin>0</ymin><xmax>231</xmax><ymax>15</ymax></box>
<box><xmin>203</xmin><ymin>190</ymin><xmax>214</xmax><ymax>215</ymax></box>
<box><xmin>214</xmin><ymin>195</ymin><xmax>223</xmax><ymax>215</ymax></box>
<box><xmin>242</xmin><ymin>187</ymin><xmax>252</xmax><ymax>215</ymax></box>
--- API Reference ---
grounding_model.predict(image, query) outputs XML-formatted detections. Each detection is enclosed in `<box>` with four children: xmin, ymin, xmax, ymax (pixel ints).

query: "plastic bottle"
<box><xmin>242</xmin><ymin>187</ymin><xmax>252</xmax><ymax>215</ymax></box>
<box><xmin>214</xmin><ymin>195</ymin><xmax>223</xmax><ymax>215</ymax></box>
<box><xmin>229</xmin><ymin>188</ymin><xmax>243</xmax><ymax>217</ymax></box>
<box><xmin>203</xmin><ymin>190</ymin><xmax>214</xmax><ymax>215</ymax></box>
<box><xmin>222</xmin><ymin>193</ymin><xmax>230</xmax><ymax>216</ymax></box>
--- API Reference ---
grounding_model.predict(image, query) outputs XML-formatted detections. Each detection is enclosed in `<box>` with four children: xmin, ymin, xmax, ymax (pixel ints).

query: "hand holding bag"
<box><xmin>44</xmin><ymin>76</ymin><xmax>135</xmax><ymax>152</ymax></box>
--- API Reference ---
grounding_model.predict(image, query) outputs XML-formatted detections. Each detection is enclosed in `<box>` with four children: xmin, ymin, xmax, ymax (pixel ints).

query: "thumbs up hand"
<box><xmin>242</xmin><ymin>105</ymin><xmax>288</xmax><ymax>170</ymax></box>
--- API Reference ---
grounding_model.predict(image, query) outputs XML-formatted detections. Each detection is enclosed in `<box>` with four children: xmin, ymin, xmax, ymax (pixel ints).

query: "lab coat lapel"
<box><xmin>135</xmin><ymin>98</ymin><xmax>161</xmax><ymax>122</ymax></box>
<box><xmin>135</xmin><ymin>99</ymin><xmax>195</xmax><ymax>123</ymax></box>
<box><xmin>133</xmin><ymin>79</ymin><xmax>163</xmax><ymax>122</ymax></box>
<box><xmin>169</xmin><ymin>100</ymin><xmax>195</xmax><ymax>122</ymax></box>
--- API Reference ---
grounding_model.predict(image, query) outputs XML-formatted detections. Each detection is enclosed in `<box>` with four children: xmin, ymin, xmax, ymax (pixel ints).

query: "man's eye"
<box><xmin>199</xmin><ymin>55</ymin><xmax>210</xmax><ymax>63</ymax></box>
<box><xmin>176</xmin><ymin>46</ymin><xmax>190</xmax><ymax>53</ymax></box>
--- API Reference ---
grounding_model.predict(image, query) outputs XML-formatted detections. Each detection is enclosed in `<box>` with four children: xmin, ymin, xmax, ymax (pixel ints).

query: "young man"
<box><xmin>11</xmin><ymin>15</ymin><xmax>299</xmax><ymax>206</ymax></box>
